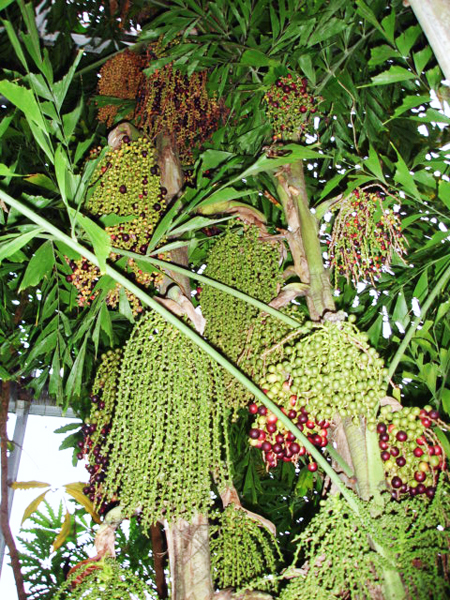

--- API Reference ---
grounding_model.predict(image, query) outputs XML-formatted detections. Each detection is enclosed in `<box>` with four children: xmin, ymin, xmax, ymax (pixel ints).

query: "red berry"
<box><xmin>429</xmin><ymin>410</ymin><xmax>440</xmax><ymax>420</ymax></box>
<box><xmin>249</xmin><ymin>428</ymin><xmax>260</xmax><ymax>439</ymax></box>
<box><xmin>306</xmin><ymin>420</ymin><xmax>315</xmax><ymax>429</ymax></box>
<box><xmin>391</xmin><ymin>476</ymin><xmax>402</xmax><ymax>489</ymax></box>
<box><xmin>267</xmin><ymin>423</ymin><xmax>277</xmax><ymax>434</ymax></box>
<box><xmin>381</xmin><ymin>451</ymin><xmax>390</xmax><ymax>461</ymax></box>
<box><xmin>396</xmin><ymin>431</ymin><xmax>407</xmax><ymax>442</ymax></box>
<box><xmin>413</xmin><ymin>447</ymin><xmax>424</xmax><ymax>457</ymax></box>
<box><xmin>390</xmin><ymin>447</ymin><xmax>400</xmax><ymax>457</ymax></box>
<box><xmin>290</xmin><ymin>442</ymin><xmax>300</xmax><ymax>454</ymax></box>
<box><xmin>249</xmin><ymin>403</ymin><xmax>258</xmax><ymax>414</ymax></box>
<box><xmin>262</xmin><ymin>441</ymin><xmax>272</xmax><ymax>452</ymax></box>
<box><xmin>307</xmin><ymin>462</ymin><xmax>318</xmax><ymax>472</ymax></box>
<box><xmin>377</xmin><ymin>423</ymin><xmax>387</xmax><ymax>435</ymax></box>
<box><xmin>421</xmin><ymin>417</ymin><xmax>432</xmax><ymax>428</ymax></box>
<box><xmin>396</xmin><ymin>456</ymin><xmax>406</xmax><ymax>468</ymax></box>
<box><xmin>414</xmin><ymin>471</ymin><xmax>426</xmax><ymax>483</ymax></box>
<box><xmin>258</xmin><ymin>406</ymin><xmax>267</xmax><ymax>416</ymax></box>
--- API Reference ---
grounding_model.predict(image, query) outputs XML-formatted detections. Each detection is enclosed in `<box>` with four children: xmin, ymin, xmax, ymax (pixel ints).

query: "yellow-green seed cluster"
<box><xmin>68</xmin><ymin>137</ymin><xmax>166</xmax><ymax>312</ymax></box>
<box><xmin>209</xmin><ymin>506</ymin><xmax>281</xmax><ymax>591</ymax></box>
<box><xmin>88</xmin><ymin>137</ymin><xmax>162</xmax><ymax>218</ymax></box>
<box><xmin>54</xmin><ymin>558</ymin><xmax>155</xmax><ymax>599</ymax></box>
<box><xmin>103</xmin><ymin>311</ymin><xmax>231</xmax><ymax>531</ymax></box>
<box><xmin>258</xmin><ymin>320</ymin><xmax>387</xmax><ymax>423</ymax></box>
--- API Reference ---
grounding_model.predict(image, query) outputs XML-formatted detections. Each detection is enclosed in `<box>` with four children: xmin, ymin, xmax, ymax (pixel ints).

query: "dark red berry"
<box><xmin>290</xmin><ymin>442</ymin><xmax>300</xmax><ymax>454</ymax></box>
<box><xmin>390</xmin><ymin>447</ymin><xmax>400</xmax><ymax>457</ymax></box>
<box><xmin>429</xmin><ymin>410</ymin><xmax>440</xmax><ymax>420</ymax></box>
<box><xmin>414</xmin><ymin>471</ymin><xmax>426</xmax><ymax>483</ymax></box>
<box><xmin>258</xmin><ymin>406</ymin><xmax>268</xmax><ymax>416</ymax></box>
<box><xmin>396</xmin><ymin>431</ymin><xmax>407</xmax><ymax>442</ymax></box>
<box><xmin>381</xmin><ymin>451</ymin><xmax>390</xmax><ymax>461</ymax></box>
<box><xmin>249</xmin><ymin>428</ymin><xmax>260</xmax><ymax>439</ymax></box>
<box><xmin>66</xmin><ymin>274</ymin><xmax>73</xmax><ymax>282</ymax></box>
<box><xmin>119</xmin><ymin>185</ymin><xmax>127</xmax><ymax>194</ymax></box>
<box><xmin>249</xmin><ymin>403</ymin><xmax>258</xmax><ymax>414</ymax></box>
<box><xmin>307</xmin><ymin>462</ymin><xmax>318</xmax><ymax>472</ymax></box>
<box><xmin>391</xmin><ymin>476</ymin><xmax>402</xmax><ymax>489</ymax></box>
<box><xmin>396</xmin><ymin>456</ymin><xmax>406</xmax><ymax>468</ymax></box>
<box><xmin>262</xmin><ymin>441</ymin><xmax>272</xmax><ymax>452</ymax></box>
<box><xmin>377</xmin><ymin>423</ymin><xmax>387</xmax><ymax>435</ymax></box>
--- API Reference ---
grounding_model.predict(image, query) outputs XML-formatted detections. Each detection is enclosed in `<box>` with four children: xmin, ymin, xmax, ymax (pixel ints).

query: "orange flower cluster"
<box><xmin>97</xmin><ymin>49</ymin><xmax>145</xmax><ymax>127</ymax></box>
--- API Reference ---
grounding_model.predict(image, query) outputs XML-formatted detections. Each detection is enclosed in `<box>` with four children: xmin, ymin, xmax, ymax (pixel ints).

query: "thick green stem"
<box><xmin>0</xmin><ymin>190</ymin><xmax>360</xmax><ymax>515</ymax></box>
<box><xmin>275</xmin><ymin>161</ymin><xmax>335</xmax><ymax>320</ymax></box>
<box><xmin>388</xmin><ymin>261</ymin><xmax>450</xmax><ymax>380</ymax></box>
<box><xmin>342</xmin><ymin>417</ymin><xmax>370</xmax><ymax>500</ymax></box>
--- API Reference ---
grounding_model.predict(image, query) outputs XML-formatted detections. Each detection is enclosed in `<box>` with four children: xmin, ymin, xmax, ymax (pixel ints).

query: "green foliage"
<box><xmin>209</xmin><ymin>505</ymin><xmax>281</xmax><ymax>591</ymax></box>
<box><xmin>17</xmin><ymin>500</ymin><xmax>91</xmax><ymax>600</ymax></box>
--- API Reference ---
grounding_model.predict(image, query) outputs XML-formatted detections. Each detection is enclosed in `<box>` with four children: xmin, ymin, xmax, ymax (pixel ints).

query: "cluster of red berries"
<box><xmin>78</xmin><ymin>350</ymin><xmax>121</xmax><ymax>514</ymax></box>
<box><xmin>264</xmin><ymin>74</ymin><xmax>320</xmax><ymax>142</ymax></box>
<box><xmin>135</xmin><ymin>64</ymin><xmax>226</xmax><ymax>163</ymax></box>
<box><xmin>79</xmin><ymin>405</ymin><xmax>116</xmax><ymax>515</ymax></box>
<box><xmin>248</xmin><ymin>397</ymin><xmax>330</xmax><ymax>470</ymax></box>
<box><xmin>328</xmin><ymin>188</ymin><xmax>407</xmax><ymax>285</ymax></box>
<box><xmin>377</xmin><ymin>404</ymin><xmax>446</xmax><ymax>500</ymax></box>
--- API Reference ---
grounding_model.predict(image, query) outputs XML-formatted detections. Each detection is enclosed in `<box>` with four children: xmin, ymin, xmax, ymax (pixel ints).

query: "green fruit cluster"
<box><xmin>377</xmin><ymin>404</ymin><xmax>445</xmax><ymax>500</ymax></box>
<box><xmin>280</xmin><ymin>479</ymin><xmax>450</xmax><ymax>600</ymax></box>
<box><xmin>201</xmin><ymin>225</ymin><xmax>282</xmax><ymax>411</ymax></box>
<box><xmin>54</xmin><ymin>558</ymin><xmax>154</xmax><ymax>599</ymax></box>
<box><xmin>102</xmin><ymin>311</ymin><xmax>231</xmax><ymax>531</ymax></box>
<box><xmin>209</xmin><ymin>506</ymin><xmax>281</xmax><ymax>591</ymax></box>
<box><xmin>254</xmin><ymin>319</ymin><xmax>387</xmax><ymax>425</ymax></box>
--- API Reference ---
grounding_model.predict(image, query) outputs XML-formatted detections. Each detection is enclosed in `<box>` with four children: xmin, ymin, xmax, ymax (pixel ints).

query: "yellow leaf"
<box><xmin>64</xmin><ymin>482</ymin><xmax>101</xmax><ymax>524</ymax></box>
<box><xmin>52</xmin><ymin>510</ymin><xmax>71</xmax><ymax>551</ymax></box>
<box><xmin>11</xmin><ymin>480</ymin><xmax>51</xmax><ymax>490</ymax></box>
<box><xmin>21</xmin><ymin>490</ymin><xmax>49</xmax><ymax>525</ymax></box>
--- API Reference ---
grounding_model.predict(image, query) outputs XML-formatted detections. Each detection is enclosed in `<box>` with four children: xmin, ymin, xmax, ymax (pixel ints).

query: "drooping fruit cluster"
<box><xmin>102</xmin><ymin>311</ymin><xmax>231</xmax><ymax>531</ymax></box>
<box><xmin>209</xmin><ymin>506</ymin><xmax>281</xmax><ymax>591</ymax></box>
<box><xmin>248</xmin><ymin>319</ymin><xmax>387</xmax><ymax>467</ymax></box>
<box><xmin>264</xmin><ymin>74</ymin><xmax>320</xmax><ymax>142</ymax></box>
<box><xmin>96</xmin><ymin>49</ymin><xmax>145</xmax><ymax>127</ymax></box>
<box><xmin>66</xmin><ymin>137</ymin><xmax>166</xmax><ymax>313</ymax></box>
<box><xmin>135</xmin><ymin>64</ymin><xmax>226</xmax><ymax>163</ymax></box>
<box><xmin>79</xmin><ymin>349</ymin><xmax>121</xmax><ymax>515</ymax></box>
<box><xmin>279</xmin><ymin>479</ymin><xmax>450</xmax><ymax>600</ymax></box>
<box><xmin>377</xmin><ymin>404</ymin><xmax>446</xmax><ymax>500</ymax></box>
<box><xmin>328</xmin><ymin>188</ymin><xmax>407</xmax><ymax>285</ymax></box>
<box><xmin>54</xmin><ymin>558</ymin><xmax>155</xmax><ymax>599</ymax></box>
<box><xmin>201</xmin><ymin>225</ymin><xmax>283</xmax><ymax>411</ymax></box>
<box><xmin>248</xmin><ymin>400</ymin><xmax>330</xmax><ymax>470</ymax></box>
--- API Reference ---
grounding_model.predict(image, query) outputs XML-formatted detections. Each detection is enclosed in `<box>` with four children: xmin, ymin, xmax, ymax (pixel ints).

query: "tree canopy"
<box><xmin>0</xmin><ymin>1</ymin><xmax>449</xmax><ymax>599</ymax></box>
